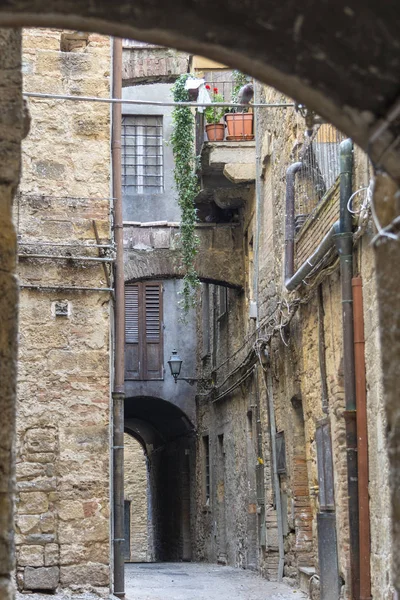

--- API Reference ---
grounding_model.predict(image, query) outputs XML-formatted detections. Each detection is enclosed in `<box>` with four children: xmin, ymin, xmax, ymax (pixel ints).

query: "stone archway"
<box><xmin>124</xmin><ymin>223</ymin><xmax>245</xmax><ymax>289</ymax></box>
<box><xmin>125</xmin><ymin>396</ymin><xmax>195</xmax><ymax>563</ymax></box>
<box><xmin>0</xmin><ymin>2</ymin><xmax>400</xmax><ymax>180</ymax></box>
<box><xmin>1</xmin><ymin>3</ymin><xmax>400</xmax><ymax>596</ymax></box>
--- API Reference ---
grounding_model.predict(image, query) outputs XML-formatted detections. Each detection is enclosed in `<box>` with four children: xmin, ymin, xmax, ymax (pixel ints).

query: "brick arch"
<box><xmin>1</xmin><ymin>1</ymin><xmax>400</xmax><ymax>181</ymax></box>
<box><xmin>123</xmin><ymin>224</ymin><xmax>245</xmax><ymax>289</ymax></box>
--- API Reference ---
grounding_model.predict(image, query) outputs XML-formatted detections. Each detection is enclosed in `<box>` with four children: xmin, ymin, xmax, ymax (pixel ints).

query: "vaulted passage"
<box><xmin>124</xmin><ymin>397</ymin><xmax>195</xmax><ymax>562</ymax></box>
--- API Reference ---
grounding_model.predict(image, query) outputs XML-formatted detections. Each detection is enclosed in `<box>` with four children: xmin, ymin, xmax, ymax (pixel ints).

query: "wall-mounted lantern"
<box><xmin>167</xmin><ymin>349</ymin><xmax>183</xmax><ymax>384</ymax></box>
<box><xmin>168</xmin><ymin>349</ymin><xmax>214</xmax><ymax>388</ymax></box>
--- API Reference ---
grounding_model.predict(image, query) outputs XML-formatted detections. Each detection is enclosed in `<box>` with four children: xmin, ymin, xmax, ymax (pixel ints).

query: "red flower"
<box><xmin>205</xmin><ymin>84</ymin><xmax>211</xmax><ymax>90</ymax></box>
<box><xmin>213</xmin><ymin>87</ymin><xmax>219</xmax><ymax>93</ymax></box>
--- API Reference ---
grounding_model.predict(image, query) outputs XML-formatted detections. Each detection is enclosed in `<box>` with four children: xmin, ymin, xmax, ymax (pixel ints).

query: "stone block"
<box><xmin>24</xmin><ymin>533</ymin><xmax>56</xmax><ymax>546</ymax></box>
<box><xmin>40</xmin><ymin>512</ymin><xmax>56</xmax><ymax>533</ymax></box>
<box><xmin>18</xmin><ymin>544</ymin><xmax>44</xmax><ymax>567</ymax></box>
<box><xmin>223</xmin><ymin>163</ymin><xmax>256</xmax><ymax>183</ymax></box>
<box><xmin>25</xmin><ymin>428</ymin><xmax>57</xmax><ymax>453</ymax></box>
<box><xmin>59</xmin><ymin>542</ymin><xmax>109</xmax><ymax>566</ymax></box>
<box><xmin>60</xmin><ymin>563</ymin><xmax>109</xmax><ymax>587</ymax></box>
<box><xmin>34</xmin><ymin>159</ymin><xmax>65</xmax><ymax>180</ymax></box>
<box><xmin>16</xmin><ymin>514</ymin><xmax>41</xmax><ymax>535</ymax></box>
<box><xmin>24</xmin><ymin>566</ymin><xmax>59</xmax><ymax>590</ymax></box>
<box><xmin>44</xmin><ymin>543</ymin><xmax>59</xmax><ymax>566</ymax></box>
<box><xmin>58</xmin><ymin>500</ymin><xmax>85</xmax><ymax>521</ymax></box>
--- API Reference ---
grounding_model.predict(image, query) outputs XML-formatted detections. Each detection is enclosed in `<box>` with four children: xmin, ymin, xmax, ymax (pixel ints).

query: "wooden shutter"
<box><xmin>124</xmin><ymin>282</ymin><xmax>163</xmax><ymax>381</ymax></box>
<box><xmin>125</xmin><ymin>284</ymin><xmax>140</xmax><ymax>379</ymax></box>
<box><xmin>143</xmin><ymin>282</ymin><xmax>163</xmax><ymax>380</ymax></box>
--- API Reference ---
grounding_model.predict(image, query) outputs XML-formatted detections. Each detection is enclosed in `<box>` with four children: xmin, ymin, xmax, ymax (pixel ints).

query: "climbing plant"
<box><xmin>171</xmin><ymin>74</ymin><xmax>201</xmax><ymax>313</ymax></box>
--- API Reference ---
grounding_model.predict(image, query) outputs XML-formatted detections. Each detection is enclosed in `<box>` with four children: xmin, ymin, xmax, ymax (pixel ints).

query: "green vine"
<box><xmin>171</xmin><ymin>74</ymin><xmax>201</xmax><ymax>313</ymax></box>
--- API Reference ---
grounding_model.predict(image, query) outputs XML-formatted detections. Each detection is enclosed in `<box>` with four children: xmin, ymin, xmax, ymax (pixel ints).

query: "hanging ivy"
<box><xmin>171</xmin><ymin>74</ymin><xmax>200</xmax><ymax>313</ymax></box>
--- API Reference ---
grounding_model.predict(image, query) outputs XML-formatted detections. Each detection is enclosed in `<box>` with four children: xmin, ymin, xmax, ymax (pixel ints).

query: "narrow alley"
<box><xmin>125</xmin><ymin>563</ymin><xmax>306</xmax><ymax>600</ymax></box>
<box><xmin>1</xmin><ymin>17</ymin><xmax>399</xmax><ymax>600</ymax></box>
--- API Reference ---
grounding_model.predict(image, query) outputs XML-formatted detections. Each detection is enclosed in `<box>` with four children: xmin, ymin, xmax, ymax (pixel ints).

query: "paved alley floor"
<box><xmin>125</xmin><ymin>562</ymin><xmax>306</xmax><ymax>600</ymax></box>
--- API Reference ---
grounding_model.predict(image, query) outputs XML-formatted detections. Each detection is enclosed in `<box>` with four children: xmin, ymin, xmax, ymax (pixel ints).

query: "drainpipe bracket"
<box><xmin>333</xmin><ymin>231</ymin><xmax>353</xmax><ymax>254</ymax></box>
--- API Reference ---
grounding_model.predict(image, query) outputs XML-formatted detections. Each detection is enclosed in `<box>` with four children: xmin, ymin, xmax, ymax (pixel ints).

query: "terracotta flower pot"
<box><xmin>205</xmin><ymin>123</ymin><xmax>225</xmax><ymax>141</ymax></box>
<box><xmin>225</xmin><ymin>113</ymin><xmax>254</xmax><ymax>140</ymax></box>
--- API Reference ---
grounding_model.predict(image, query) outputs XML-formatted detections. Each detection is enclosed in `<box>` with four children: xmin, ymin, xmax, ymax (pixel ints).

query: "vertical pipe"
<box><xmin>317</xmin><ymin>285</ymin><xmax>329</xmax><ymax>414</ymax></box>
<box><xmin>112</xmin><ymin>36</ymin><xmax>125</xmax><ymax>598</ymax></box>
<box><xmin>334</xmin><ymin>138</ymin><xmax>360</xmax><ymax>600</ymax></box>
<box><xmin>253</xmin><ymin>83</ymin><xmax>262</xmax><ymax>324</ymax></box>
<box><xmin>352</xmin><ymin>277</ymin><xmax>372</xmax><ymax>600</ymax></box>
<box><xmin>284</xmin><ymin>162</ymin><xmax>303</xmax><ymax>282</ymax></box>
<box><xmin>265</xmin><ymin>368</ymin><xmax>285</xmax><ymax>581</ymax></box>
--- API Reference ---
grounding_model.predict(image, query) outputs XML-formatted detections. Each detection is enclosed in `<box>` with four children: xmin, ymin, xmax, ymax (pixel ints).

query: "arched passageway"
<box><xmin>124</xmin><ymin>433</ymin><xmax>152</xmax><ymax>563</ymax></box>
<box><xmin>125</xmin><ymin>397</ymin><xmax>195</xmax><ymax>562</ymax></box>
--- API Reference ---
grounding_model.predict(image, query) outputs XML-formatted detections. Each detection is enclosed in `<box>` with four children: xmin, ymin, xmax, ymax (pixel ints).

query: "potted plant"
<box><xmin>225</xmin><ymin>70</ymin><xmax>254</xmax><ymax>140</ymax></box>
<box><xmin>204</xmin><ymin>85</ymin><xmax>225</xmax><ymax>141</ymax></box>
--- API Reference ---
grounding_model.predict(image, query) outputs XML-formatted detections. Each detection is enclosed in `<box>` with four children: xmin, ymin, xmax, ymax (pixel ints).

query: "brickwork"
<box><xmin>15</xmin><ymin>29</ymin><xmax>111</xmax><ymax>593</ymax></box>
<box><xmin>295</xmin><ymin>182</ymin><xmax>340</xmax><ymax>269</ymax></box>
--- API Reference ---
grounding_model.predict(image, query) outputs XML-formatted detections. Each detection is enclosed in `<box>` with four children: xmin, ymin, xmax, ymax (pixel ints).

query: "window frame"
<box><xmin>121</xmin><ymin>114</ymin><xmax>164</xmax><ymax>195</ymax></box>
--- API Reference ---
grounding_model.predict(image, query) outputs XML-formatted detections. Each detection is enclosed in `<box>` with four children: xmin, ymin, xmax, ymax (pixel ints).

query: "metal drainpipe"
<box><xmin>352</xmin><ymin>277</ymin><xmax>371</xmax><ymax>600</ymax></box>
<box><xmin>333</xmin><ymin>138</ymin><xmax>360</xmax><ymax>600</ymax></box>
<box><xmin>112</xmin><ymin>36</ymin><xmax>125</xmax><ymax>598</ymax></box>
<box><xmin>284</xmin><ymin>161</ymin><xmax>302</xmax><ymax>283</ymax></box>
<box><xmin>253</xmin><ymin>83</ymin><xmax>262</xmax><ymax>324</ymax></box>
<box><xmin>263</xmin><ymin>363</ymin><xmax>285</xmax><ymax>581</ymax></box>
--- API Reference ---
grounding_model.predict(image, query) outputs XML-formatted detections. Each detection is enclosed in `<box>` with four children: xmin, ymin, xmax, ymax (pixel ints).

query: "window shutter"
<box><xmin>143</xmin><ymin>282</ymin><xmax>163</xmax><ymax>379</ymax></box>
<box><xmin>125</xmin><ymin>284</ymin><xmax>140</xmax><ymax>379</ymax></box>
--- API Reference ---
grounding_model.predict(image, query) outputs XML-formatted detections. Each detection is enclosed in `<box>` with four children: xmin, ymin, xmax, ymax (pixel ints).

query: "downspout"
<box><xmin>352</xmin><ymin>277</ymin><xmax>371</xmax><ymax>600</ymax></box>
<box><xmin>112</xmin><ymin>37</ymin><xmax>125</xmax><ymax>598</ymax></box>
<box><xmin>284</xmin><ymin>160</ymin><xmax>340</xmax><ymax>291</ymax></box>
<box><xmin>253</xmin><ymin>83</ymin><xmax>262</xmax><ymax>324</ymax></box>
<box><xmin>333</xmin><ymin>138</ymin><xmax>360</xmax><ymax>600</ymax></box>
<box><xmin>284</xmin><ymin>161</ymin><xmax>302</xmax><ymax>284</ymax></box>
<box><xmin>264</xmin><ymin>363</ymin><xmax>285</xmax><ymax>581</ymax></box>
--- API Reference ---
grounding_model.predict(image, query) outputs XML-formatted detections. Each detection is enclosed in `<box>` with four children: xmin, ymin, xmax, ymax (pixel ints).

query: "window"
<box><xmin>316</xmin><ymin>419</ymin><xmax>335</xmax><ymax>511</ymax></box>
<box><xmin>125</xmin><ymin>282</ymin><xmax>163</xmax><ymax>380</ymax></box>
<box><xmin>203</xmin><ymin>435</ymin><xmax>210</xmax><ymax>506</ymax></box>
<box><xmin>122</xmin><ymin>115</ymin><xmax>164</xmax><ymax>194</ymax></box>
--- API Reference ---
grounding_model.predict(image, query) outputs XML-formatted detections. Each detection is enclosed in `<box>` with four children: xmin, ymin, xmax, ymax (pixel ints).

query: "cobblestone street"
<box><xmin>125</xmin><ymin>563</ymin><xmax>306</xmax><ymax>600</ymax></box>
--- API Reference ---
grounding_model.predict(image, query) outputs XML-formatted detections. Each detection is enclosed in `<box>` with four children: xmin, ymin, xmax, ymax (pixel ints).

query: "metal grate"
<box><xmin>294</xmin><ymin>124</ymin><xmax>345</xmax><ymax>230</ymax></box>
<box><xmin>122</xmin><ymin>115</ymin><xmax>164</xmax><ymax>194</ymax></box>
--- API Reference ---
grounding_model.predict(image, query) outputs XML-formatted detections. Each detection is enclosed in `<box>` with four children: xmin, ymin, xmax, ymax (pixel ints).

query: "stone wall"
<box><xmin>124</xmin><ymin>434</ymin><xmax>150</xmax><ymax>562</ymax></box>
<box><xmin>15</xmin><ymin>29</ymin><xmax>112</xmax><ymax>594</ymax></box>
<box><xmin>194</xmin><ymin>82</ymin><xmax>394</xmax><ymax>599</ymax></box>
<box><xmin>0</xmin><ymin>27</ymin><xmax>23</xmax><ymax>600</ymax></box>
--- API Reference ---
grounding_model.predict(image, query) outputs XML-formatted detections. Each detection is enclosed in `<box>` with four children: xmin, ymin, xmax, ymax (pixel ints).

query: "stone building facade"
<box><xmin>192</xmin><ymin>79</ymin><xmax>394</xmax><ymax>600</ymax></box>
<box><xmin>15</xmin><ymin>29</ymin><xmax>112</xmax><ymax>594</ymax></box>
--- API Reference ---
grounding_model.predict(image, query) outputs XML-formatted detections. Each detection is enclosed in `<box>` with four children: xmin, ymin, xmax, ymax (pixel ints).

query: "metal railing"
<box><xmin>294</xmin><ymin>124</ymin><xmax>346</xmax><ymax>231</ymax></box>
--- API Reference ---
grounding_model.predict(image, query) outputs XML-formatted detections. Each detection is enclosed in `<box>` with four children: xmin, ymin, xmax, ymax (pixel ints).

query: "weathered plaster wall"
<box><xmin>0</xmin><ymin>27</ymin><xmax>23</xmax><ymax>600</ymax></box>
<box><xmin>124</xmin><ymin>434</ymin><xmax>150</xmax><ymax>562</ymax></box>
<box><xmin>15</xmin><ymin>29</ymin><xmax>112</xmax><ymax>594</ymax></box>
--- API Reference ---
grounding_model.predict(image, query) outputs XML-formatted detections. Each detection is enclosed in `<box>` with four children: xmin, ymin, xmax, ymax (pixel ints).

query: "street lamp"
<box><xmin>168</xmin><ymin>349</ymin><xmax>183</xmax><ymax>383</ymax></box>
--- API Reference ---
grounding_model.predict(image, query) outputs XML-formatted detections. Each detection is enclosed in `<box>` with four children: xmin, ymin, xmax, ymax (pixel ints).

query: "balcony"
<box><xmin>195</xmin><ymin>113</ymin><xmax>256</xmax><ymax>212</ymax></box>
